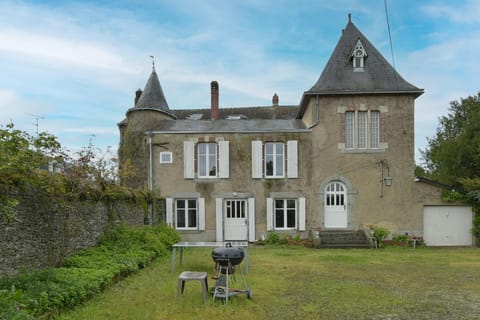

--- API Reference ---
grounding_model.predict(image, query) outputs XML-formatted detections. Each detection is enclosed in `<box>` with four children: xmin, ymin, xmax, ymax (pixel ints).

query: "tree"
<box><xmin>421</xmin><ymin>92</ymin><xmax>480</xmax><ymax>187</ymax></box>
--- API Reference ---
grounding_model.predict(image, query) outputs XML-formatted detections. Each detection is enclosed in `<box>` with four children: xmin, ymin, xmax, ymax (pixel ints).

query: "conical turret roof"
<box><xmin>307</xmin><ymin>18</ymin><xmax>423</xmax><ymax>96</ymax></box>
<box><xmin>134</xmin><ymin>68</ymin><xmax>175</xmax><ymax>117</ymax></box>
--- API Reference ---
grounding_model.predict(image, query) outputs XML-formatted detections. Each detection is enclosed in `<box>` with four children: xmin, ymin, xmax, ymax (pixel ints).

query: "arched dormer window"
<box><xmin>352</xmin><ymin>39</ymin><xmax>367</xmax><ymax>72</ymax></box>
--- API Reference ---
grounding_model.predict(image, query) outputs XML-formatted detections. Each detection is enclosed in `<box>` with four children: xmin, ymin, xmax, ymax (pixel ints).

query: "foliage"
<box><xmin>392</xmin><ymin>234</ymin><xmax>409</xmax><ymax>242</ymax></box>
<box><xmin>421</xmin><ymin>93</ymin><xmax>480</xmax><ymax>187</ymax></box>
<box><xmin>266</xmin><ymin>232</ymin><xmax>281</xmax><ymax>245</ymax></box>
<box><xmin>0</xmin><ymin>122</ymin><xmax>148</xmax><ymax>223</ymax></box>
<box><xmin>0</xmin><ymin>225</ymin><xmax>179</xmax><ymax>318</ymax></box>
<box><xmin>370</xmin><ymin>225</ymin><xmax>390</xmax><ymax>248</ymax></box>
<box><xmin>0</xmin><ymin>286</ymin><xmax>34</xmax><ymax>320</ymax></box>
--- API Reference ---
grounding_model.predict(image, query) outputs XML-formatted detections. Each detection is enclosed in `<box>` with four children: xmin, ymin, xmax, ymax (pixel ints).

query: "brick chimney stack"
<box><xmin>211</xmin><ymin>81</ymin><xmax>219</xmax><ymax>120</ymax></box>
<box><xmin>272</xmin><ymin>93</ymin><xmax>279</xmax><ymax>107</ymax></box>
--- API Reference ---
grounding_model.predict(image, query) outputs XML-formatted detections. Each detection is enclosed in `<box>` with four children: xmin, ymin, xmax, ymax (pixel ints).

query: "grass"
<box><xmin>55</xmin><ymin>246</ymin><xmax>480</xmax><ymax>320</ymax></box>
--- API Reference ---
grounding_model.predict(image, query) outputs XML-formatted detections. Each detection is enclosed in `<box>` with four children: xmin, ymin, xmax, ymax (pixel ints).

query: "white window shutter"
<box><xmin>166</xmin><ymin>198</ymin><xmax>173</xmax><ymax>227</ymax></box>
<box><xmin>298</xmin><ymin>197</ymin><xmax>306</xmax><ymax>231</ymax></box>
<box><xmin>251</xmin><ymin>140</ymin><xmax>263</xmax><ymax>178</ymax></box>
<box><xmin>183</xmin><ymin>141</ymin><xmax>195</xmax><ymax>179</ymax></box>
<box><xmin>248</xmin><ymin>197</ymin><xmax>256</xmax><ymax>242</ymax></box>
<box><xmin>215</xmin><ymin>198</ymin><xmax>223</xmax><ymax>241</ymax></box>
<box><xmin>198</xmin><ymin>198</ymin><xmax>205</xmax><ymax>231</ymax></box>
<box><xmin>266</xmin><ymin>198</ymin><xmax>273</xmax><ymax>231</ymax></box>
<box><xmin>287</xmin><ymin>140</ymin><xmax>298</xmax><ymax>178</ymax></box>
<box><xmin>218</xmin><ymin>140</ymin><xmax>229</xmax><ymax>178</ymax></box>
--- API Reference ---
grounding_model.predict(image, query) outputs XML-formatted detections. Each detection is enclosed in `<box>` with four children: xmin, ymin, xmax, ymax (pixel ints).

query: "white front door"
<box><xmin>224</xmin><ymin>199</ymin><xmax>248</xmax><ymax>241</ymax></box>
<box><xmin>324</xmin><ymin>182</ymin><xmax>347</xmax><ymax>228</ymax></box>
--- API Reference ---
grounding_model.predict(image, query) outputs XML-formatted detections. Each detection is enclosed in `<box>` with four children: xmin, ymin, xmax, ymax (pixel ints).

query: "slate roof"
<box><xmin>129</xmin><ymin>68</ymin><xmax>176</xmax><ymax>118</ymax></box>
<box><xmin>145</xmin><ymin>105</ymin><xmax>307</xmax><ymax>133</ymax></box>
<box><xmin>307</xmin><ymin>18</ymin><xmax>424</xmax><ymax>96</ymax></box>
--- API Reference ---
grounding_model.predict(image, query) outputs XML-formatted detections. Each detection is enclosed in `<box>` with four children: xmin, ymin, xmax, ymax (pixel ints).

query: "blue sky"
<box><xmin>1</xmin><ymin>0</ymin><xmax>479</xmax><ymax>164</ymax></box>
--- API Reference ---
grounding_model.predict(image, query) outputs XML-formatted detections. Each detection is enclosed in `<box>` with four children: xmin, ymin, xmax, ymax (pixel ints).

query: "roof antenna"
<box><xmin>149</xmin><ymin>55</ymin><xmax>155</xmax><ymax>71</ymax></box>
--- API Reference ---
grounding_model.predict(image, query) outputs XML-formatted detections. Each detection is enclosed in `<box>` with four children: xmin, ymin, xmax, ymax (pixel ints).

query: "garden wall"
<box><xmin>0</xmin><ymin>193</ymin><xmax>147</xmax><ymax>277</ymax></box>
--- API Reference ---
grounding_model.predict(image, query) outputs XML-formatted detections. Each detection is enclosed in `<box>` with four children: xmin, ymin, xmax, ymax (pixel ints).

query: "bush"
<box><xmin>266</xmin><ymin>232</ymin><xmax>281</xmax><ymax>245</ymax></box>
<box><xmin>0</xmin><ymin>224</ymin><xmax>179</xmax><ymax>318</ymax></box>
<box><xmin>371</xmin><ymin>225</ymin><xmax>390</xmax><ymax>248</ymax></box>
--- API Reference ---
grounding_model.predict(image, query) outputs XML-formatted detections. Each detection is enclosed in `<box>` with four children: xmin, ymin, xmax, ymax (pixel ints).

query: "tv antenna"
<box><xmin>29</xmin><ymin>113</ymin><xmax>44</xmax><ymax>136</ymax></box>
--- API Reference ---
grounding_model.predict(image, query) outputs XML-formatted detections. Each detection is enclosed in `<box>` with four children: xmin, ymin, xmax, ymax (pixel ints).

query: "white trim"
<box><xmin>298</xmin><ymin>197</ymin><xmax>306</xmax><ymax>231</ymax></box>
<box><xmin>183</xmin><ymin>141</ymin><xmax>195</xmax><ymax>179</ymax></box>
<box><xmin>218</xmin><ymin>140</ymin><xmax>230</xmax><ymax>178</ymax></box>
<box><xmin>287</xmin><ymin>140</ymin><xmax>298</xmax><ymax>178</ymax></box>
<box><xmin>251</xmin><ymin>140</ymin><xmax>263</xmax><ymax>178</ymax></box>
<box><xmin>248</xmin><ymin>197</ymin><xmax>256</xmax><ymax>242</ymax></box>
<box><xmin>215</xmin><ymin>198</ymin><xmax>223</xmax><ymax>241</ymax></box>
<box><xmin>266</xmin><ymin>198</ymin><xmax>273</xmax><ymax>231</ymax></box>
<box><xmin>159</xmin><ymin>151</ymin><xmax>173</xmax><ymax>164</ymax></box>
<box><xmin>166</xmin><ymin>197</ymin><xmax>173</xmax><ymax>226</ymax></box>
<box><xmin>198</xmin><ymin>198</ymin><xmax>205</xmax><ymax>231</ymax></box>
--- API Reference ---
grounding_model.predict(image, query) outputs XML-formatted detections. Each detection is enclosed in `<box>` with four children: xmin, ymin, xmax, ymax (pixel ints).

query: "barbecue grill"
<box><xmin>211</xmin><ymin>243</ymin><xmax>252</xmax><ymax>302</ymax></box>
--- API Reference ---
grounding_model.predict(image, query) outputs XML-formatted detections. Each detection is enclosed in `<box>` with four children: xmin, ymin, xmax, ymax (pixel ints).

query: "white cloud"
<box><xmin>422</xmin><ymin>0</ymin><xmax>480</xmax><ymax>24</ymax></box>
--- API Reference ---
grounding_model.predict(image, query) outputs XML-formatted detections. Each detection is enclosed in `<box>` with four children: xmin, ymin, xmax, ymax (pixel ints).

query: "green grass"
<box><xmin>55</xmin><ymin>246</ymin><xmax>480</xmax><ymax>320</ymax></box>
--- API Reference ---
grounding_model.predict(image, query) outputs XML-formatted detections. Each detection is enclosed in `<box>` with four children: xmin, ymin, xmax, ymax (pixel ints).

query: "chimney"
<box><xmin>135</xmin><ymin>89</ymin><xmax>142</xmax><ymax>106</ymax></box>
<box><xmin>210</xmin><ymin>81</ymin><xmax>219</xmax><ymax>120</ymax></box>
<box><xmin>272</xmin><ymin>93</ymin><xmax>279</xmax><ymax>107</ymax></box>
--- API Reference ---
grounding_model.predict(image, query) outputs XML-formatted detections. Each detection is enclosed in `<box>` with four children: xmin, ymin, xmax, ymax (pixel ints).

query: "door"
<box><xmin>224</xmin><ymin>199</ymin><xmax>248</xmax><ymax>241</ymax></box>
<box><xmin>423</xmin><ymin>206</ymin><xmax>473</xmax><ymax>246</ymax></box>
<box><xmin>324</xmin><ymin>181</ymin><xmax>347</xmax><ymax>228</ymax></box>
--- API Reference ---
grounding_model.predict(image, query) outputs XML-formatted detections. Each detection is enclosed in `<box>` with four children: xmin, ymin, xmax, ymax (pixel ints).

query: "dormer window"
<box><xmin>352</xmin><ymin>39</ymin><xmax>367</xmax><ymax>72</ymax></box>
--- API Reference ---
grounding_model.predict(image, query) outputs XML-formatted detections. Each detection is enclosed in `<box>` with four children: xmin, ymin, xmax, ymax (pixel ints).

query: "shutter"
<box><xmin>287</xmin><ymin>140</ymin><xmax>298</xmax><ymax>178</ymax></box>
<box><xmin>215</xmin><ymin>198</ymin><xmax>223</xmax><ymax>241</ymax></box>
<box><xmin>166</xmin><ymin>198</ymin><xmax>173</xmax><ymax>227</ymax></box>
<box><xmin>251</xmin><ymin>140</ymin><xmax>263</xmax><ymax>178</ymax></box>
<box><xmin>298</xmin><ymin>197</ymin><xmax>306</xmax><ymax>231</ymax></box>
<box><xmin>266</xmin><ymin>198</ymin><xmax>273</xmax><ymax>231</ymax></box>
<box><xmin>248</xmin><ymin>197</ymin><xmax>256</xmax><ymax>242</ymax></box>
<box><xmin>198</xmin><ymin>198</ymin><xmax>205</xmax><ymax>231</ymax></box>
<box><xmin>218</xmin><ymin>140</ymin><xmax>230</xmax><ymax>178</ymax></box>
<box><xmin>183</xmin><ymin>141</ymin><xmax>195</xmax><ymax>179</ymax></box>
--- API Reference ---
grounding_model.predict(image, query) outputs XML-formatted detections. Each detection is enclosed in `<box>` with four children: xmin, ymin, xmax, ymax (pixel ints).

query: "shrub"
<box><xmin>0</xmin><ymin>224</ymin><xmax>179</xmax><ymax>318</ymax></box>
<box><xmin>266</xmin><ymin>232</ymin><xmax>281</xmax><ymax>245</ymax></box>
<box><xmin>371</xmin><ymin>225</ymin><xmax>390</xmax><ymax>248</ymax></box>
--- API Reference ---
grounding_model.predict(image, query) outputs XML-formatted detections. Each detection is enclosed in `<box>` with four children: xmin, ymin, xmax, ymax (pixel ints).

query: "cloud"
<box><xmin>422</xmin><ymin>0</ymin><xmax>480</xmax><ymax>24</ymax></box>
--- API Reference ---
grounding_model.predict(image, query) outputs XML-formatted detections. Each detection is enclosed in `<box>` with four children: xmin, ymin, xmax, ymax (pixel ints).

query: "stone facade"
<box><xmin>119</xmin><ymin>17</ymin><xmax>447</xmax><ymax>243</ymax></box>
<box><xmin>0</xmin><ymin>195</ymin><xmax>145</xmax><ymax>277</ymax></box>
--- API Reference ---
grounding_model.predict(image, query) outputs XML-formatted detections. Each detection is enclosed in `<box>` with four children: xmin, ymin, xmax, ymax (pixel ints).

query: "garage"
<box><xmin>423</xmin><ymin>206</ymin><xmax>473</xmax><ymax>246</ymax></box>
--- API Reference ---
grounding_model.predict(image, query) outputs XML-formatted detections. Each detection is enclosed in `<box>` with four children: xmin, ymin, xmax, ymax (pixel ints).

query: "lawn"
<box><xmin>56</xmin><ymin>246</ymin><xmax>480</xmax><ymax>320</ymax></box>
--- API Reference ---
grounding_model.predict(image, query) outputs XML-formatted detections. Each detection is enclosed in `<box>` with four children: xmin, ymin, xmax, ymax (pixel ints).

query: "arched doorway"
<box><xmin>324</xmin><ymin>181</ymin><xmax>348</xmax><ymax>228</ymax></box>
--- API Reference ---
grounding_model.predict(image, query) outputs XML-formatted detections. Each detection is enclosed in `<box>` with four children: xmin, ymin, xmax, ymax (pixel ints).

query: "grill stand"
<box><xmin>212</xmin><ymin>259</ymin><xmax>252</xmax><ymax>303</ymax></box>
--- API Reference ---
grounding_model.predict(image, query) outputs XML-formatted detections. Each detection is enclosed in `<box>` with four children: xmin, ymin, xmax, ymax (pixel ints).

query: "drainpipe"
<box><xmin>146</xmin><ymin>132</ymin><xmax>153</xmax><ymax>224</ymax></box>
<box><xmin>308</xmin><ymin>94</ymin><xmax>320</xmax><ymax>129</ymax></box>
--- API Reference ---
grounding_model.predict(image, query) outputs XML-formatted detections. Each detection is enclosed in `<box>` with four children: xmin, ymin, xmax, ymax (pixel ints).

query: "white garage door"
<box><xmin>423</xmin><ymin>206</ymin><xmax>473</xmax><ymax>246</ymax></box>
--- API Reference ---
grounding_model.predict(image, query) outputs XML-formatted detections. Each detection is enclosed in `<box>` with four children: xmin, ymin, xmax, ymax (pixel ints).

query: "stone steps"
<box><xmin>317</xmin><ymin>230</ymin><xmax>372</xmax><ymax>249</ymax></box>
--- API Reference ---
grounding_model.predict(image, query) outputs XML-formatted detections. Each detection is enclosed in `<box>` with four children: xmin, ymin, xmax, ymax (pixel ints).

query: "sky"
<box><xmin>1</xmin><ymin>0</ymin><xmax>479</xmax><ymax>164</ymax></box>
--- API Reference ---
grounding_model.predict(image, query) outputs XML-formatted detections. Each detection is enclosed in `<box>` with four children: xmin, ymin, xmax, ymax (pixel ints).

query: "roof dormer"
<box><xmin>352</xmin><ymin>39</ymin><xmax>367</xmax><ymax>72</ymax></box>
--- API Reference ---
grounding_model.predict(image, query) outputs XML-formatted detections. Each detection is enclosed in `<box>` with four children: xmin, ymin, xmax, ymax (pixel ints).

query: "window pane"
<box><xmin>358</xmin><ymin>112</ymin><xmax>367</xmax><ymax>149</ymax></box>
<box><xmin>198</xmin><ymin>143</ymin><xmax>206</xmax><ymax>154</ymax></box>
<box><xmin>287</xmin><ymin>209</ymin><xmax>296</xmax><ymax>228</ymax></box>
<box><xmin>345</xmin><ymin>112</ymin><xmax>354</xmax><ymax>149</ymax></box>
<box><xmin>199</xmin><ymin>155</ymin><xmax>206</xmax><ymax>176</ymax></box>
<box><xmin>177</xmin><ymin>209</ymin><xmax>185</xmax><ymax>228</ymax></box>
<box><xmin>287</xmin><ymin>200</ymin><xmax>296</xmax><ymax>208</ymax></box>
<box><xmin>276</xmin><ymin>143</ymin><xmax>284</xmax><ymax>154</ymax></box>
<box><xmin>209</xmin><ymin>155</ymin><xmax>216</xmax><ymax>176</ymax></box>
<box><xmin>266</xmin><ymin>143</ymin><xmax>273</xmax><ymax>154</ymax></box>
<box><xmin>266</xmin><ymin>159</ymin><xmax>274</xmax><ymax>176</ymax></box>
<box><xmin>275</xmin><ymin>209</ymin><xmax>284</xmax><ymax>228</ymax></box>
<box><xmin>371</xmin><ymin>111</ymin><xmax>380</xmax><ymax>149</ymax></box>
<box><xmin>188</xmin><ymin>209</ymin><xmax>197</xmax><ymax>228</ymax></box>
<box><xmin>177</xmin><ymin>200</ymin><xmax>185</xmax><ymax>209</ymax></box>
<box><xmin>276</xmin><ymin>155</ymin><xmax>284</xmax><ymax>176</ymax></box>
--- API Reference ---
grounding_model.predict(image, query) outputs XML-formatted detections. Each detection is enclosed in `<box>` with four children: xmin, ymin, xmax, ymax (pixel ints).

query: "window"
<box><xmin>265</xmin><ymin>142</ymin><xmax>285</xmax><ymax>178</ymax></box>
<box><xmin>198</xmin><ymin>142</ymin><xmax>217</xmax><ymax>178</ymax></box>
<box><xmin>274</xmin><ymin>199</ymin><xmax>297</xmax><ymax>229</ymax></box>
<box><xmin>251</xmin><ymin>140</ymin><xmax>297</xmax><ymax>179</ymax></box>
<box><xmin>344</xmin><ymin>110</ymin><xmax>380</xmax><ymax>150</ymax></box>
<box><xmin>183</xmin><ymin>140</ymin><xmax>229</xmax><ymax>179</ymax></box>
<box><xmin>352</xmin><ymin>39</ymin><xmax>367</xmax><ymax>71</ymax></box>
<box><xmin>266</xmin><ymin>196</ymin><xmax>305</xmax><ymax>231</ymax></box>
<box><xmin>175</xmin><ymin>199</ymin><xmax>197</xmax><ymax>229</ymax></box>
<box><xmin>160</xmin><ymin>151</ymin><xmax>172</xmax><ymax>164</ymax></box>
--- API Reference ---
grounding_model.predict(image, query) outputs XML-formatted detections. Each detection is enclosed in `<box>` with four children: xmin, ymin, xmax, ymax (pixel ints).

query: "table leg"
<box><xmin>171</xmin><ymin>247</ymin><xmax>176</xmax><ymax>272</ymax></box>
<box><xmin>179</xmin><ymin>247</ymin><xmax>183</xmax><ymax>265</ymax></box>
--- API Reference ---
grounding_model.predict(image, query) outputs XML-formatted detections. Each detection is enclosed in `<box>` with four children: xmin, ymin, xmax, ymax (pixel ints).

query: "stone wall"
<box><xmin>0</xmin><ymin>194</ymin><xmax>146</xmax><ymax>277</ymax></box>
